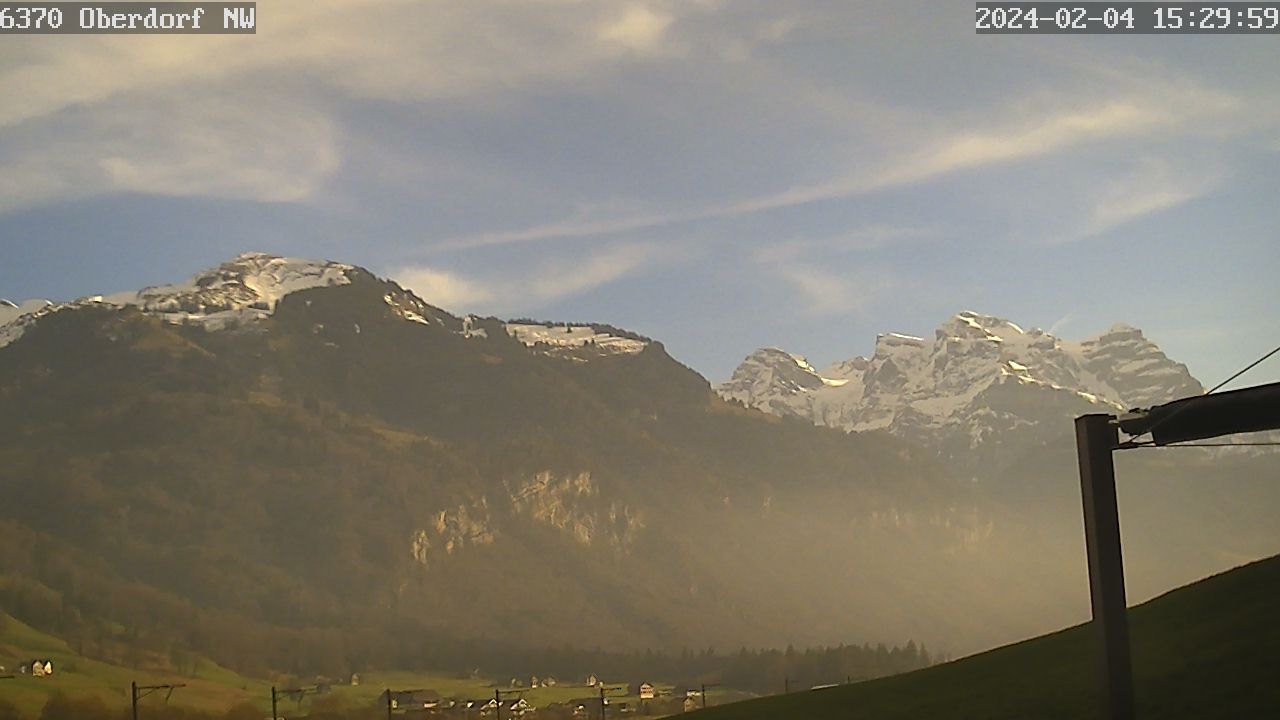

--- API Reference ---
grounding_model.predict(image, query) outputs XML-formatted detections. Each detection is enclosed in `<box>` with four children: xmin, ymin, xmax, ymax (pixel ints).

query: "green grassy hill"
<box><xmin>686</xmin><ymin>553</ymin><xmax>1280</xmax><ymax>720</ymax></box>
<box><xmin>0</xmin><ymin>610</ymin><xmax>272</xmax><ymax>715</ymax></box>
<box><xmin>0</xmin><ymin>610</ymin><xmax>631</xmax><ymax>718</ymax></box>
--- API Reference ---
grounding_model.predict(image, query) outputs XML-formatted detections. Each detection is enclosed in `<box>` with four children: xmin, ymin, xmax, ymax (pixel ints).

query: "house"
<box><xmin>350</xmin><ymin>673</ymin><xmax>361</xmax><ymax>686</ymax></box>
<box><xmin>455</xmin><ymin>699</ymin><xmax>491</xmax><ymax>717</ymax></box>
<box><xmin>542</xmin><ymin>676</ymin><xmax>558</xmax><ymax>687</ymax></box>
<box><xmin>638</xmin><ymin>683</ymin><xmax>654</xmax><ymax>700</ymax></box>
<box><xmin>21</xmin><ymin>659</ymin><xmax>53</xmax><ymax>677</ymax></box>
<box><xmin>682</xmin><ymin>697</ymin><xmax>700</xmax><ymax>713</ymax></box>
<box><xmin>380</xmin><ymin>689</ymin><xmax>442</xmax><ymax>711</ymax></box>
<box><xmin>504</xmin><ymin>698</ymin><xmax>532</xmax><ymax>717</ymax></box>
<box><xmin>585</xmin><ymin>674</ymin><xmax>599</xmax><ymax>687</ymax></box>
<box><xmin>568</xmin><ymin>697</ymin><xmax>603</xmax><ymax>719</ymax></box>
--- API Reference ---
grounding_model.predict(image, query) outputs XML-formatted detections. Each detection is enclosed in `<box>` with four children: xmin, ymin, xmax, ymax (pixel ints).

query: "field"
<box><xmin>686</xmin><ymin>553</ymin><xmax>1280</xmax><ymax>719</ymax></box>
<box><xmin>0</xmin><ymin>611</ymin><xmax>273</xmax><ymax>715</ymax></box>
<box><xmin>0</xmin><ymin>613</ymin><xmax>693</xmax><ymax>717</ymax></box>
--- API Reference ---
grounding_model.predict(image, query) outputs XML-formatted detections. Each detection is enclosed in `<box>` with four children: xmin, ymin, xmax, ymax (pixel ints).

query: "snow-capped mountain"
<box><xmin>1</xmin><ymin>252</ymin><xmax>356</xmax><ymax>349</ymax></box>
<box><xmin>718</xmin><ymin>311</ymin><xmax>1203</xmax><ymax>459</ymax></box>
<box><xmin>0</xmin><ymin>252</ymin><xmax>651</xmax><ymax>358</ymax></box>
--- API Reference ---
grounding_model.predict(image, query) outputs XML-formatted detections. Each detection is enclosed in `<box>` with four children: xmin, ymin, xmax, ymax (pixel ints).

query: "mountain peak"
<box><xmin>1094</xmin><ymin>322</ymin><xmax>1143</xmax><ymax>339</ymax></box>
<box><xmin>939</xmin><ymin>311</ymin><xmax>1027</xmax><ymax>339</ymax></box>
<box><xmin>716</xmin><ymin>311</ymin><xmax>1203</xmax><ymax>458</ymax></box>
<box><xmin>102</xmin><ymin>252</ymin><xmax>356</xmax><ymax>323</ymax></box>
<box><xmin>0</xmin><ymin>299</ymin><xmax>58</xmax><ymax>348</ymax></box>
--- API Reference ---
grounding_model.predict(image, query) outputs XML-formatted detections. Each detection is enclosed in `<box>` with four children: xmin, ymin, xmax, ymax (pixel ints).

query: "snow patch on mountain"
<box><xmin>2</xmin><ymin>254</ymin><xmax>658</xmax><ymax>366</ymax></box>
<box><xmin>0</xmin><ymin>253</ymin><xmax>362</xmax><ymax>349</ymax></box>
<box><xmin>718</xmin><ymin>311</ymin><xmax>1203</xmax><ymax>453</ymax></box>
<box><xmin>101</xmin><ymin>252</ymin><xmax>354</xmax><ymax>326</ymax></box>
<box><xmin>506</xmin><ymin>323</ymin><xmax>648</xmax><ymax>358</ymax></box>
<box><xmin>0</xmin><ymin>299</ymin><xmax>57</xmax><ymax>349</ymax></box>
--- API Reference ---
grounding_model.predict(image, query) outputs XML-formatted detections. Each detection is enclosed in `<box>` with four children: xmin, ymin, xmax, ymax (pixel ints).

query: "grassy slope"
<box><xmin>0</xmin><ymin>611</ymin><xmax>275</xmax><ymax>715</ymax></box>
<box><xmin>0</xmin><ymin>613</ymin><xmax>643</xmax><ymax>716</ymax></box>
<box><xmin>686</xmin><ymin>553</ymin><xmax>1280</xmax><ymax>720</ymax></box>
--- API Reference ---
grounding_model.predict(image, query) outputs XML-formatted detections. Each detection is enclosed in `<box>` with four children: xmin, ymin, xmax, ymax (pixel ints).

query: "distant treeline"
<box><xmin>474</xmin><ymin>641</ymin><xmax>933</xmax><ymax>695</ymax></box>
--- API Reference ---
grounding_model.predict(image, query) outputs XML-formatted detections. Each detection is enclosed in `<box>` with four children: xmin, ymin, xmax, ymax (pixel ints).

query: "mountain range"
<box><xmin>717</xmin><ymin>311</ymin><xmax>1204</xmax><ymax>473</ymax></box>
<box><xmin>1</xmin><ymin>253</ymin><xmax>1276</xmax><ymax>682</ymax></box>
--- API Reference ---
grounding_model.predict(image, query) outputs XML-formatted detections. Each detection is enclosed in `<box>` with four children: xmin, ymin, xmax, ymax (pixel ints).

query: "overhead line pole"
<box><xmin>131</xmin><ymin>681</ymin><xmax>185</xmax><ymax>720</ymax></box>
<box><xmin>1075</xmin><ymin>414</ymin><xmax>1135</xmax><ymax>720</ymax></box>
<box><xmin>700</xmin><ymin>682</ymin><xmax>721</xmax><ymax>710</ymax></box>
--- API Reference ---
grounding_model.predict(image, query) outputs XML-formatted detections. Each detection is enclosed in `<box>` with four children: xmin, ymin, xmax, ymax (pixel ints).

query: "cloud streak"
<box><xmin>429</xmin><ymin>86</ymin><xmax>1241</xmax><ymax>252</ymax></box>
<box><xmin>391</xmin><ymin>242</ymin><xmax>661</xmax><ymax>315</ymax></box>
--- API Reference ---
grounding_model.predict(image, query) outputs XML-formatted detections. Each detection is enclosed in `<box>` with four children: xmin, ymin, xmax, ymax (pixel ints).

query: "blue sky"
<box><xmin>2</xmin><ymin>1</ymin><xmax>1278</xmax><ymax>386</ymax></box>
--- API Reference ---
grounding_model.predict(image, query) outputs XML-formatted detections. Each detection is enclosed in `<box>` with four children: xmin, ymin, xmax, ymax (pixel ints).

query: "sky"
<box><xmin>2</xmin><ymin>1</ymin><xmax>1278</xmax><ymax>387</ymax></box>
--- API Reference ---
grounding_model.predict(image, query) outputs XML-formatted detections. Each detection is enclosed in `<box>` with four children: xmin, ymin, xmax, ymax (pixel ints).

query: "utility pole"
<box><xmin>384</xmin><ymin>687</ymin><xmax>423</xmax><ymax>719</ymax></box>
<box><xmin>494</xmin><ymin>686</ymin><xmax>523</xmax><ymax>720</ymax></box>
<box><xmin>784</xmin><ymin>677</ymin><xmax>790</xmax><ymax>694</ymax></box>
<box><xmin>699</xmin><ymin>682</ymin><xmax>720</xmax><ymax>710</ymax></box>
<box><xmin>1074</xmin><ymin>381</ymin><xmax>1280</xmax><ymax>720</ymax></box>
<box><xmin>275</xmin><ymin>684</ymin><xmax>326</xmax><ymax>717</ymax></box>
<box><xmin>131</xmin><ymin>681</ymin><xmax>185</xmax><ymax>720</ymax></box>
<box><xmin>596</xmin><ymin>683</ymin><xmax>626</xmax><ymax>720</ymax></box>
<box><xmin>1076</xmin><ymin>414</ymin><xmax>1134</xmax><ymax>720</ymax></box>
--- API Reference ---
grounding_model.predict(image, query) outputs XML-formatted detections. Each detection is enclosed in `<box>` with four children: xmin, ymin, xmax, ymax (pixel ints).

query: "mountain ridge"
<box><xmin>717</xmin><ymin>310</ymin><xmax>1203</xmax><ymax>468</ymax></box>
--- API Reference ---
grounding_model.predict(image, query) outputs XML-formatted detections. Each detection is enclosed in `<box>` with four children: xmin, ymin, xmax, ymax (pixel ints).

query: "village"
<box><xmin>3</xmin><ymin>657</ymin><xmax>718</xmax><ymax>719</ymax></box>
<box><xmin>376</xmin><ymin>675</ymin><xmax>711</xmax><ymax>718</ymax></box>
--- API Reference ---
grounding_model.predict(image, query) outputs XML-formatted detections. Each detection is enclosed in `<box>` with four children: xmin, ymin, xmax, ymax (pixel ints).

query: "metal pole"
<box><xmin>132</xmin><ymin>681</ymin><xmax>139</xmax><ymax>720</ymax></box>
<box><xmin>495</xmin><ymin>688</ymin><xmax>502</xmax><ymax>720</ymax></box>
<box><xmin>386</xmin><ymin>688</ymin><xmax>393</xmax><ymax>720</ymax></box>
<box><xmin>271</xmin><ymin>686</ymin><xmax>278</xmax><ymax>720</ymax></box>
<box><xmin>599</xmin><ymin>685</ymin><xmax>606</xmax><ymax>720</ymax></box>
<box><xmin>1075</xmin><ymin>414</ymin><xmax>1136</xmax><ymax>720</ymax></box>
<box><xmin>700</xmin><ymin>684</ymin><xmax>706</xmax><ymax>710</ymax></box>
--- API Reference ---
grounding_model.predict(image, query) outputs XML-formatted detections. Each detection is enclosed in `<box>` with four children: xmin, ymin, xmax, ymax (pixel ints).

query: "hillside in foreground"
<box><xmin>0</xmin><ymin>610</ymin><xmax>269</xmax><ymax>716</ymax></box>
<box><xmin>686</xmin><ymin>553</ymin><xmax>1280</xmax><ymax>720</ymax></box>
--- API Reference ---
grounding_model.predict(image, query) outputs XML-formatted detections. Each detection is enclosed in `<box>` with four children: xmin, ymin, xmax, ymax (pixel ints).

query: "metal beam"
<box><xmin>1075</xmin><ymin>414</ymin><xmax>1135</xmax><ymax>720</ymax></box>
<box><xmin>1117</xmin><ymin>381</ymin><xmax>1280</xmax><ymax>445</ymax></box>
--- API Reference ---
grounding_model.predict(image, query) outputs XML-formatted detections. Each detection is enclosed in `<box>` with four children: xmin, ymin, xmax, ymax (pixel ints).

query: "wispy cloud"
<box><xmin>527</xmin><ymin>242</ymin><xmax>658</xmax><ymax>302</ymax></box>
<box><xmin>391</xmin><ymin>242</ymin><xmax>662</xmax><ymax>315</ymax></box>
<box><xmin>430</xmin><ymin>87</ymin><xmax>1237</xmax><ymax>252</ymax></box>
<box><xmin>751</xmin><ymin>225</ymin><xmax>935</xmax><ymax>265</ymax></box>
<box><xmin>0</xmin><ymin>0</ymin><xmax>710</xmax><ymax>214</ymax></box>
<box><xmin>0</xmin><ymin>92</ymin><xmax>339</xmax><ymax>213</ymax></box>
<box><xmin>1083</xmin><ymin>158</ymin><xmax>1223</xmax><ymax>237</ymax></box>
<box><xmin>392</xmin><ymin>266</ymin><xmax>496</xmax><ymax>310</ymax></box>
<box><xmin>1048</xmin><ymin>313</ymin><xmax>1075</xmax><ymax>336</ymax></box>
<box><xmin>598</xmin><ymin>4</ymin><xmax>674</xmax><ymax>52</ymax></box>
<box><xmin>771</xmin><ymin>263</ymin><xmax>896</xmax><ymax>316</ymax></box>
